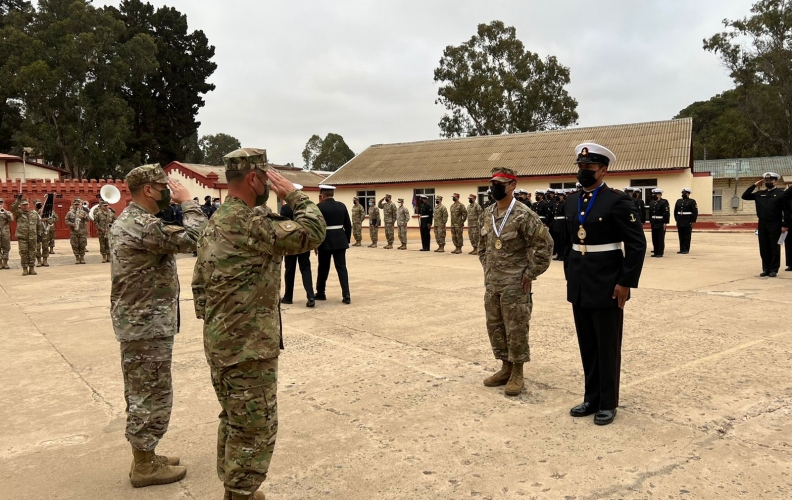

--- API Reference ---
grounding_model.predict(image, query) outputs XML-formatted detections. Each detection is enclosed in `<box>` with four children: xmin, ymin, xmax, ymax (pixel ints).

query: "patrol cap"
<box><xmin>19</xmin><ymin>198</ymin><xmax>29</xmax><ymax>206</ymax></box>
<box><xmin>490</xmin><ymin>167</ymin><xmax>517</xmax><ymax>182</ymax></box>
<box><xmin>72</xmin><ymin>198</ymin><xmax>82</xmax><ymax>204</ymax></box>
<box><xmin>436</xmin><ymin>195</ymin><xmax>443</xmax><ymax>201</ymax></box>
<box><xmin>397</xmin><ymin>198</ymin><xmax>404</xmax><ymax>202</ymax></box>
<box><xmin>385</xmin><ymin>193</ymin><xmax>392</xmax><ymax>198</ymax></box>
<box><xmin>575</xmin><ymin>143</ymin><xmax>616</xmax><ymax>167</ymax></box>
<box><xmin>101</xmin><ymin>200</ymin><xmax>109</xmax><ymax>206</ymax></box>
<box><xmin>293</xmin><ymin>183</ymin><xmax>303</xmax><ymax>190</ymax></box>
<box><xmin>453</xmin><ymin>192</ymin><xmax>460</xmax><ymax>197</ymax></box>
<box><xmin>126</xmin><ymin>164</ymin><xmax>168</xmax><ymax>189</ymax></box>
<box><xmin>34</xmin><ymin>199</ymin><xmax>41</xmax><ymax>204</ymax></box>
<box><xmin>652</xmin><ymin>188</ymin><xmax>664</xmax><ymax>194</ymax></box>
<box><xmin>681</xmin><ymin>187</ymin><xmax>692</xmax><ymax>193</ymax></box>
<box><xmin>763</xmin><ymin>172</ymin><xmax>780</xmax><ymax>180</ymax></box>
<box><xmin>223</xmin><ymin>148</ymin><xmax>268</xmax><ymax>171</ymax></box>
<box><xmin>468</xmin><ymin>194</ymin><xmax>476</xmax><ymax>198</ymax></box>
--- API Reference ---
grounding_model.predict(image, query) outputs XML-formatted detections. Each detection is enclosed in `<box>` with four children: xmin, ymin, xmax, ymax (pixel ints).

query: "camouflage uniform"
<box><xmin>11</xmin><ymin>198</ymin><xmax>42</xmax><ymax>273</ymax></box>
<box><xmin>351</xmin><ymin>201</ymin><xmax>365</xmax><ymax>245</ymax></box>
<box><xmin>478</xmin><ymin>178</ymin><xmax>553</xmax><ymax>364</ymax></box>
<box><xmin>65</xmin><ymin>200</ymin><xmax>89</xmax><ymax>263</ymax></box>
<box><xmin>192</xmin><ymin>149</ymin><xmax>325</xmax><ymax>498</ymax></box>
<box><xmin>110</xmin><ymin>165</ymin><xmax>207</xmax><ymax>453</ymax></box>
<box><xmin>433</xmin><ymin>196</ymin><xmax>448</xmax><ymax>251</ymax></box>
<box><xmin>40</xmin><ymin>212</ymin><xmax>58</xmax><ymax>261</ymax></box>
<box><xmin>33</xmin><ymin>201</ymin><xmax>50</xmax><ymax>264</ymax></box>
<box><xmin>467</xmin><ymin>197</ymin><xmax>484</xmax><ymax>254</ymax></box>
<box><xmin>396</xmin><ymin>202</ymin><xmax>410</xmax><ymax>249</ymax></box>
<box><xmin>47</xmin><ymin>212</ymin><xmax>58</xmax><ymax>253</ymax></box>
<box><xmin>378</xmin><ymin>196</ymin><xmax>397</xmax><ymax>247</ymax></box>
<box><xmin>0</xmin><ymin>200</ymin><xmax>13</xmax><ymax>269</ymax></box>
<box><xmin>449</xmin><ymin>197</ymin><xmax>468</xmax><ymax>253</ymax></box>
<box><xmin>368</xmin><ymin>204</ymin><xmax>380</xmax><ymax>246</ymax></box>
<box><xmin>93</xmin><ymin>205</ymin><xmax>116</xmax><ymax>261</ymax></box>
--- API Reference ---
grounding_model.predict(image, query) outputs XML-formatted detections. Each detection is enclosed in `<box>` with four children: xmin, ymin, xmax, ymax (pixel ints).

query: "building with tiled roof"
<box><xmin>1</xmin><ymin>153</ymin><xmax>68</xmax><ymax>181</ymax></box>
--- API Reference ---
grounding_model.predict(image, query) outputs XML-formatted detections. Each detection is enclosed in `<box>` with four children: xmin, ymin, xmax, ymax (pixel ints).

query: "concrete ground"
<box><xmin>1</xmin><ymin>232</ymin><xmax>790</xmax><ymax>500</ymax></box>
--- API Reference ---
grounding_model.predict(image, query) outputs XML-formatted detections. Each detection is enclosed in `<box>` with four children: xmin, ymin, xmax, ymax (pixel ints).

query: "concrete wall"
<box><xmin>710</xmin><ymin>178</ymin><xmax>769</xmax><ymax>217</ymax></box>
<box><xmin>3</xmin><ymin>160</ymin><xmax>61</xmax><ymax>181</ymax></box>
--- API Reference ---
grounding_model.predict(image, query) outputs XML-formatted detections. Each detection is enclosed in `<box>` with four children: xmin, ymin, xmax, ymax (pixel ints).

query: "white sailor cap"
<box><xmin>681</xmin><ymin>187</ymin><xmax>691</xmax><ymax>193</ymax></box>
<box><xmin>293</xmin><ymin>183</ymin><xmax>303</xmax><ymax>191</ymax></box>
<box><xmin>623</xmin><ymin>186</ymin><xmax>633</xmax><ymax>192</ymax></box>
<box><xmin>536</xmin><ymin>189</ymin><xmax>546</xmax><ymax>194</ymax></box>
<box><xmin>652</xmin><ymin>188</ymin><xmax>664</xmax><ymax>194</ymax></box>
<box><xmin>575</xmin><ymin>183</ymin><xmax>582</xmax><ymax>189</ymax></box>
<box><xmin>575</xmin><ymin>143</ymin><xmax>617</xmax><ymax>166</ymax></box>
<box><xmin>763</xmin><ymin>172</ymin><xmax>780</xmax><ymax>180</ymax></box>
<box><xmin>318</xmin><ymin>184</ymin><xmax>336</xmax><ymax>190</ymax></box>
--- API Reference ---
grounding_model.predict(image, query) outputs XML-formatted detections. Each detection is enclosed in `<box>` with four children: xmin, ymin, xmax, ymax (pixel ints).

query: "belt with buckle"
<box><xmin>572</xmin><ymin>243</ymin><xmax>622</xmax><ymax>255</ymax></box>
<box><xmin>326</xmin><ymin>225</ymin><xmax>343</xmax><ymax>230</ymax></box>
<box><xmin>677</xmin><ymin>212</ymin><xmax>693</xmax><ymax>215</ymax></box>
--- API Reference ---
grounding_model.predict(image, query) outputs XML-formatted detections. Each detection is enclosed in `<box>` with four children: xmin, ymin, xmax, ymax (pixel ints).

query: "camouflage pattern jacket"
<box><xmin>110</xmin><ymin>201</ymin><xmax>206</xmax><ymax>342</ymax></box>
<box><xmin>351</xmin><ymin>204</ymin><xmax>365</xmax><ymax>224</ymax></box>
<box><xmin>478</xmin><ymin>200</ymin><xmax>553</xmax><ymax>286</ymax></box>
<box><xmin>192</xmin><ymin>192</ymin><xmax>326</xmax><ymax>367</ymax></box>
<box><xmin>93</xmin><ymin>208</ymin><xmax>116</xmax><ymax>234</ymax></box>
<box><xmin>0</xmin><ymin>207</ymin><xmax>14</xmax><ymax>236</ymax></box>
<box><xmin>433</xmin><ymin>203</ymin><xmax>448</xmax><ymax>226</ymax></box>
<box><xmin>450</xmin><ymin>201</ymin><xmax>468</xmax><ymax>227</ymax></box>
<box><xmin>42</xmin><ymin>212</ymin><xmax>58</xmax><ymax>235</ymax></box>
<box><xmin>368</xmin><ymin>205</ymin><xmax>380</xmax><ymax>225</ymax></box>
<box><xmin>65</xmin><ymin>207</ymin><xmax>89</xmax><ymax>236</ymax></box>
<box><xmin>467</xmin><ymin>201</ymin><xmax>483</xmax><ymax>227</ymax></box>
<box><xmin>11</xmin><ymin>200</ymin><xmax>42</xmax><ymax>240</ymax></box>
<box><xmin>378</xmin><ymin>200</ymin><xmax>397</xmax><ymax>224</ymax></box>
<box><xmin>396</xmin><ymin>205</ymin><xmax>411</xmax><ymax>225</ymax></box>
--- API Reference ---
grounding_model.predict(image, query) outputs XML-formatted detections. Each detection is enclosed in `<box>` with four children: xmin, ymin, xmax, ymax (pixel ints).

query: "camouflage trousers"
<box><xmin>48</xmin><ymin>228</ymin><xmax>56</xmax><ymax>251</ymax></box>
<box><xmin>451</xmin><ymin>226</ymin><xmax>464</xmax><ymax>248</ymax></box>
<box><xmin>484</xmin><ymin>284</ymin><xmax>532</xmax><ymax>363</ymax></box>
<box><xmin>70</xmin><ymin>232</ymin><xmax>87</xmax><ymax>258</ymax></box>
<box><xmin>468</xmin><ymin>225</ymin><xmax>480</xmax><ymax>250</ymax></box>
<box><xmin>369</xmin><ymin>224</ymin><xmax>378</xmax><ymax>244</ymax></box>
<box><xmin>398</xmin><ymin>223</ymin><xmax>408</xmax><ymax>246</ymax></box>
<box><xmin>98</xmin><ymin>231</ymin><xmax>110</xmax><ymax>256</ymax></box>
<box><xmin>211</xmin><ymin>358</ymin><xmax>278</xmax><ymax>496</ymax></box>
<box><xmin>120</xmin><ymin>336</ymin><xmax>174</xmax><ymax>452</ymax></box>
<box><xmin>434</xmin><ymin>225</ymin><xmax>447</xmax><ymax>246</ymax></box>
<box><xmin>0</xmin><ymin>230</ymin><xmax>10</xmax><ymax>260</ymax></box>
<box><xmin>18</xmin><ymin>237</ymin><xmax>37</xmax><ymax>267</ymax></box>
<box><xmin>384</xmin><ymin>223</ymin><xmax>394</xmax><ymax>245</ymax></box>
<box><xmin>353</xmin><ymin>223</ymin><xmax>363</xmax><ymax>244</ymax></box>
<box><xmin>36</xmin><ymin>233</ymin><xmax>51</xmax><ymax>260</ymax></box>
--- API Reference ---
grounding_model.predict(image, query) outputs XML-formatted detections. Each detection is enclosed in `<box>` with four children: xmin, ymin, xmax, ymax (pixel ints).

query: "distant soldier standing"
<box><xmin>65</xmin><ymin>198</ymin><xmax>89</xmax><ymax>264</ymax></box>
<box><xmin>674</xmin><ymin>188</ymin><xmax>698</xmax><ymax>254</ymax></box>
<box><xmin>351</xmin><ymin>197</ymin><xmax>364</xmax><ymax>246</ymax></box>
<box><xmin>193</xmin><ymin>150</ymin><xmax>325</xmax><ymax>500</ymax></box>
<box><xmin>479</xmin><ymin>167</ymin><xmax>553</xmax><ymax>396</ymax></box>
<box><xmin>315</xmin><ymin>185</ymin><xmax>352</xmax><ymax>304</ymax></box>
<box><xmin>741</xmin><ymin>173</ymin><xmax>792</xmax><ymax>277</ymax></box>
<box><xmin>111</xmin><ymin>165</ymin><xmax>206</xmax><ymax>487</ymax></box>
<box><xmin>467</xmin><ymin>194</ymin><xmax>483</xmax><ymax>255</ymax></box>
<box><xmin>47</xmin><ymin>210</ymin><xmax>59</xmax><ymax>254</ymax></box>
<box><xmin>94</xmin><ymin>201</ymin><xmax>116</xmax><ymax>263</ymax></box>
<box><xmin>629</xmin><ymin>188</ymin><xmax>646</xmax><ymax>223</ymax></box>
<box><xmin>34</xmin><ymin>199</ymin><xmax>50</xmax><ymax>267</ymax></box>
<box><xmin>418</xmin><ymin>195</ymin><xmax>433</xmax><ymax>251</ymax></box>
<box><xmin>433</xmin><ymin>195</ymin><xmax>448</xmax><ymax>252</ymax></box>
<box><xmin>551</xmin><ymin>190</ymin><xmax>568</xmax><ymax>261</ymax></box>
<box><xmin>378</xmin><ymin>194</ymin><xmax>397</xmax><ymax>249</ymax></box>
<box><xmin>367</xmin><ymin>200</ymin><xmax>380</xmax><ymax>248</ymax></box>
<box><xmin>649</xmin><ymin>189</ymin><xmax>669</xmax><ymax>258</ymax></box>
<box><xmin>396</xmin><ymin>198</ymin><xmax>410</xmax><ymax>250</ymax></box>
<box><xmin>39</xmin><ymin>207</ymin><xmax>58</xmax><ymax>266</ymax></box>
<box><xmin>0</xmin><ymin>198</ymin><xmax>12</xmax><ymax>269</ymax></box>
<box><xmin>11</xmin><ymin>196</ymin><xmax>41</xmax><ymax>275</ymax></box>
<box><xmin>449</xmin><ymin>193</ymin><xmax>467</xmax><ymax>254</ymax></box>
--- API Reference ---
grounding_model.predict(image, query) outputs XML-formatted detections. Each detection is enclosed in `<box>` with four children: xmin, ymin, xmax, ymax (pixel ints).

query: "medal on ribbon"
<box><xmin>491</xmin><ymin>198</ymin><xmax>516</xmax><ymax>251</ymax></box>
<box><xmin>577</xmin><ymin>185</ymin><xmax>603</xmax><ymax>250</ymax></box>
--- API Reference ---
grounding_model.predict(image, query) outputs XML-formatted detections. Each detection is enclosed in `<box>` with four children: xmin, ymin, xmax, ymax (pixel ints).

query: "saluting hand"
<box><xmin>168</xmin><ymin>179</ymin><xmax>191</xmax><ymax>204</ymax></box>
<box><xmin>755</xmin><ymin>179</ymin><xmax>764</xmax><ymax>188</ymax></box>
<box><xmin>613</xmin><ymin>285</ymin><xmax>629</xmax><ymax>309</ymax></box>
<box><xmin>266</xmin><ymin>169</ymin><xmax>296</xmax><ymax>198</ymax></box>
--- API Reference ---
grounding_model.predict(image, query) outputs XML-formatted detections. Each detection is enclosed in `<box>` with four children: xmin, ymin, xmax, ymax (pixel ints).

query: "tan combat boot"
<box><xmin>383</xmin><ymin>244</ymin><xmax>392</xmax><ymax>249</ymax></box>
<box><xmin>130</xmin><ymin>449</ymin><xmax>186</xmax><ymax>488</ymax></box>
<box><xmin>483</xmin><ymin>360</ymin><xmax>512</xmax><ymax>387</ymax></box>
<box><xmin>0</xmin><ymin>259</ymin><xmax>7</xmax><ymax>269</ymax></box>
<box><xmin>468</xmin><ymin>248</ymin><xmax>477</xmax><ymax>255</ymax></box>
<box><xmin>129</xmin><ymin>453</ymin><xmax>181</xmax><ymax>478</ymax></box>
<box><xmin>22</xmin><ymin>266</ymin><xmax>29</xmax><ymax>276</ymax></box>
<box><xmin>398</xmin><ymin>244</ymin><xmax>407</xmax><ymax>250</ymax></box>
<box><xmin>75</xmin><ymin>256</ymin><xmax>80</xmax><ymax>264</ymax></box>
<box><xmin>434</xmin><ymin>244</ymin><xmax>445</xmax><ymax>253</ymax></box>
<box><xmin>42</xmin><ymin>258</ymin><xmax>49</xmax><ymax>267</ymax></box>
<box><xmin>37</xmin><ymin>257</ymin><xmax>42</xmax><ymax>266</ymax></box>
<box><xmin>80</xmin><ymin>255</ymin><xmax>86</xmax><ymax>264</ymax></box>
<box><xmin>230</xmin><ymin>491</ymin><xmax>265</xmax><ymax>500</ymax></box>
<box><xmin>504</xmin><ymin>363</ymin><xmax>524</xmax><ymax>396</ymax></box>
<box><xmin>28</xmin><ymin>265</ymin><xmax>37</xmax><ymax>275</ymax></box>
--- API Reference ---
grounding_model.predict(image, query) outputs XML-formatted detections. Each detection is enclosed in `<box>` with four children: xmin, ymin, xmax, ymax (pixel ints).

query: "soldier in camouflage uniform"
<box><xmin>39</xmin><ymin>209</ymin><xmax>58</xmax><ymax>266</ymax></box>
<box><xmin>396</xmin><ymin>198</ymin><xmax>410</xmax><ymax>250</ymax></box>
<box><xmin>110</xmin><ymin>164</ymin><xmax>206</xmax><ymax>488</ymax></box>
<box><xmin>0</xmin><ymin>198</ymin><xmax>13</xmax><ymax>269</ymax></box>
<box><xmin>93</xmin><ymin>201</ymin><xmax>116</xmax><ymax>263</ymax></box>
<box><xmin>65</xmin><ymin>199</ymin><xmax>89</xmax><ymax>264</ymax></box>
<box><xmin>433</xmin><ymin>195</ymin><xmax>449</xmax><ymax>252</ymax></box>
<box><xmin>11</xmin><ymin>197</ymin><xmax>42</xmax><ymax>276</ymax></box>
<box><xmin>479</xmin><ymin>167</ymin><xmax>553</xmax><ymax>396</ymax></box>
<box><xmin>351</xmin><ymin>197</ymin><xmax>364</xmax><ymax>246</ymax></box>
<box><xmin>449</xmin><ymin>193</ymin><xmax>468</xmax><ymax>254</ymax></box>
<box><xmin>467</xmin><ymin>194</ymin><xmax>483</xmax><ymax>255</ymax></box>
<box><xmin>33</xmin><ymin>200</ymin><xmax>48</xmax><ymax>266</ymax></box>
<box><xmin>47</xmin><ymin>210</ymin><xmax>58</xmax><ymax>254</ymax></box>
<box><xmin>368</xmin><ymin>200</ymin><xmax>380</xmax><ymax>247</ymax></box>
<box><xmin>377</xmin><ymin>194</ymin><xmax>398</xmax><ymax>249</ymax></box>
<box><xmin>192</xmin><ymin>148</ymin><xmax>325</xmax><ymax>500</ymax></box>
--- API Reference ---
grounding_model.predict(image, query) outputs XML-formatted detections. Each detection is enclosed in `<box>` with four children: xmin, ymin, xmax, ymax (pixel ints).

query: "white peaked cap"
<box><xmin>318</xmin><ymin>184</ymin><xmax>336</xmax><ymax>190</ymax></box>
<box><xmin>763</xmin><ymin>172</ymin><xmax>780</xmax><ymax>179</ymax></box>
<box><xmin>681</xmin><ymin>187</ymin><xmax>691</xmax><ymax>193</ymax></box>
<box><xmin>293</xmin><ymin>183</ymin><xmax>303</xmax><ymax>190</ymax></box>
<box><xmin>652</xmin><ymin>188</ymin><xmax>664</xmax><ymax>194</ymax></box>
<box><xmin>575</xmin><ymin>142</ymin><xmax>617</xmax><ymax>165</ymax></box>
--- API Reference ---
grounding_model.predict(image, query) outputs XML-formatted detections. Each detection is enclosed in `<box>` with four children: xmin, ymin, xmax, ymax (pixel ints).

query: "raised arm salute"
<box><xmin>742</xmin><ymin>173</ymin><xmax>789</xmax><ymax>277</ymax></box>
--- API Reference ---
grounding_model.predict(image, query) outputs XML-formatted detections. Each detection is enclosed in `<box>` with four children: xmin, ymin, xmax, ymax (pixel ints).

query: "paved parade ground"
<box><xmin>1</xmin><ymin>232</ymin><xmax>791</xmax><ymax>500</ymax></box>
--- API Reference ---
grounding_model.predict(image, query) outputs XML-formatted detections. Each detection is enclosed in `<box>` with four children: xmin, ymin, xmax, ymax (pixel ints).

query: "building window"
<box><xmin>477</xmin><ymin>185</ymin><xmax>489</xmax><ymax>207</ymax></box>
<box><xmin>413</xmin><ymin>188</ymin><xmax>435</xmax><ymax>213</ymax></box>
<box><xmin>713</xmin><ymin>189</ymin><xmax>723</xmax><ymax>211</ymax></box>
<box><xmin>549</xmin><ymin>182</ymin><xmax>578</xmax><ymax>190</ymax></box>
<box><xmin>357</xmin><ymin>190</ymin><xmax>376</xmax><ymax>215</ymax></box>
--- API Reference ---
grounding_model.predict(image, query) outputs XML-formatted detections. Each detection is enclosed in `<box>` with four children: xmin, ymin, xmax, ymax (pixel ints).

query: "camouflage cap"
<box><xmin>126</xmin><ymin>164</ymin><xmax>167</xmax><ymax>189</ymax></box>
<box><xmin>491</xmin><ymin>167</ymin><xmax>517</xmax><ymax>182</ymax></box>
<box><xmin>385</xmin><ymin>193</ymin><xmax>392</xmax><ymax>198</ymax></box>
<box><xmin>436</xmin><ymin>195</ymin><xmax>443</xmax><ymax>201</ymax></box>
<box><xmin>20</xmin><ymin>199</ymin><xmax>29</xmax><ymax>205</ymax></box>
<box><xmin>72</xmin><ymin>198</ymin><xmax>82</xmax><ymax>204</ymax></box>
<box><xmin>223</xmin><ymin>148</ymin><xmax>269</xmax><ymax>171</ymax></box>
<box><xmin>100</xmin><ymin>200</ymin><xmax>109</xmax><ymax>206</ymax></box>
<box><xmin>34</xmin><ymin>199</ymin><xmax>42</xmax><ymax>204</ymax></box>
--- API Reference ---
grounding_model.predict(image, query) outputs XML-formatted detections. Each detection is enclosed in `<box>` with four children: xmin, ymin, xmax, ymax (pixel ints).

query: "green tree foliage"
<box><xmin>200</xmin><ymin>133</ymin><xmax>241</xmax><ymax>166</ymax></box>
<box><xmin>302</xmin><ymin>133</ymin><xmax>355</xmax><ymax>172</ymax></box>
<box><xmin>704</xmin><ymin>0</ymin><xmax>792</xmax><ymax>155</ymax></box>
<box><xmin>675</xmin><ymin>89</ymin><xmax>784</xmax><ymax>159</ymax></box>
<box><xmin>0</xmin><ymin>1</ymin><xmax>31</xmax><ymax>153</ymax></box>
<box><xmin>434</xmin><ymin>20</ymin><xmax>578</xmax><ymax>138</ymax></box>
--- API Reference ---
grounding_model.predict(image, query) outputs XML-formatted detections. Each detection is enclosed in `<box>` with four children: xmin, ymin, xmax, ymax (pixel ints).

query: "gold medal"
<box><xmin>494</xmin><ymin>238</ymin><xmax>503</xmax><ymax>250</ymax></box>
<box><xmin>577</xmin><ymin>226</ymin><xmax>587</xmax><ymax>240</ymax></box>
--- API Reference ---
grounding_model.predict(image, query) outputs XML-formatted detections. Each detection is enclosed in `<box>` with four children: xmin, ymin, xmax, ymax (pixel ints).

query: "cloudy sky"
<box><xmin>98</xmin><ymin>0</ymin><xmax>753</xmax><ymax>166</ymax></box>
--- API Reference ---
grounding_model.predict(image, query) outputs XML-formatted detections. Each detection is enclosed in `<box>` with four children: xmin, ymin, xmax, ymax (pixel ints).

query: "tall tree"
<box><xmin>704</xmin><ymin>0</ymin><xmax>792</xmax><ymax>155</ymax></box>
<box><xmin>0</xmin><ymin>0</ymin><xmax>32</xmax><ymax>153</ymax></box>
<box><xmin>110</xmin><ymin>0</ymin><xmax>216</xmax><ymax>166</ymax></box>
<box><xmin>434</xmin><ymin>20</ymin><xmax>578</xmax><ymax>138</ymax></box>
<box><xmin>301</xmin><ymin>134</ymin><xmax>323</xmax><ymax>169</ymax></box>
<box><xmin>200</xmin><ymin>133</ymin><xmax>241</xmax><ymax>166</ymax></box>
<box><xmin>313</xmin><ymin>133</ymin><xmax>354</xmax><ymax>172</ymax></box>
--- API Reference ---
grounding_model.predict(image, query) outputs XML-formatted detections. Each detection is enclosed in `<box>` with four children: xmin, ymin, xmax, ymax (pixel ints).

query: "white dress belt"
<box><xmin>554</xmin><ymin>216</ymin><xmax>566</xmax><ymax>219</ymax></box>
<box><xmin>420</xmin><ymin>215</ymin><xmax>429</xmax><ymax>218</ymax></box>
<box><xmin>651</xmin><ymin>216</ymin><xmax>665</xmax><ymax>219</ymax></box>
<box><xmin>572</xmin><ymin>243</ymin><xmax>622</xmax><ymax>253</ymax></box>
<box><xmin>677</xmin><ymin>212</ymin><xmax>693</xmax><ymax>215</ymax></box>
<box><xmin>326</xmin><ymin>225</ymin><xmax>344</xmax><ymax>230</ymax></box>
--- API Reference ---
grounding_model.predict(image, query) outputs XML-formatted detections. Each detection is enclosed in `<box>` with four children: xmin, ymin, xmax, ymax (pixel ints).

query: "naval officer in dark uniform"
<box><xmin>649</xmin><ymin>188</ymin><xmax>670</xmax><ymax>257</ymax></box>
<box><xmin>741</xmin><ymin>172</ymin><xmax>792</xmax><ymax>277</ymax></box>
<box><xmin>418</xmin><ymin>195</ymin><xmax>433</xmax><ymax>251</ymax></box>
<box><xmin>564</xmin><ymin>143</ymin><xmax>646</xmax><ymax>425</ymax></box>
<box><xmin>315</xmin><ymin>184</ymin><xmax>352</xmax><ymax>303</ymax></box>
<box><xmin>674</xmin><ymin>188</ymin><xmax>698</xmax><ymax>254</ymax></box>
<box><xmin>281</xmin><ymin>183</ymin><xmax>316</xmax><ymax>307</ymax></box>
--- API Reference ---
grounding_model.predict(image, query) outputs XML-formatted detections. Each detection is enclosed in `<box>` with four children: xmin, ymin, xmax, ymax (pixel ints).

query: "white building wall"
<box><xmin>4</xmin><ymin>160</ymin><xmax>61</xmax><ymax>181</ymax></box>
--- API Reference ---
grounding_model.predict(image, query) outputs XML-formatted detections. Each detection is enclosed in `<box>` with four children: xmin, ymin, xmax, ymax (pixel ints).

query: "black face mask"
<box><xmin>468</xmin><ymin>199</ymin><xmax>475</xmax><ymax>204</ymax></box>
<box><xmin>682</xmin><ymin>193</ymin><xmax>689</xmax><ymax>199</ymax></box>
<box><xmin>652</xmin><ymin>195</ymin><xmax>659</xmax><ymax>200</ymax></box>
<box><xmin>577</xmin><ymin>168</ymin><xmax>598</xmax><ymax>188</ymax></box>
<box><xmin>766</xmin><ymin>182</ymin><xmax>775</xmax><ymax>189</ymax></box>
<box><xmin>452</xmin><ymin>197</ymin><xmax>458</xmax><ymax>202</ymax></box>
<box><xmin>490</xmin><ymin>183</ymin><xmax>508</xmax><ymax>201</ymax></box>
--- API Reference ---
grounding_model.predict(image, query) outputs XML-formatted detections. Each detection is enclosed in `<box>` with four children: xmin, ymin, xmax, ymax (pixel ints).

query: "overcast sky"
<box><xmin>97</xmin><ymin>0</ymin><xmax>753</xmax><ymax>166</ymax></box>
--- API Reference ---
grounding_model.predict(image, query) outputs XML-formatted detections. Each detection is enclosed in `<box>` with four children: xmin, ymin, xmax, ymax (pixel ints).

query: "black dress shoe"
<box><xmin>682</xmin><ymin>251</ymin><xmax>689</xmax><ymax>254</ymax></box>
<box><xmin>281</xmin><ymin>297</ymin><xmax>293</xmax><ymax>305</ymax></box>
<box><xmin>594</xmin><ymin>409</ymin><xmax>617</xmax><ymax>425</ymax></box>
<box><xmin>769</xmin><ymin>272</ymin><xmax>778</xmax><ymax>278</ymax></box>
<box><xmin>655</xmin><ymin>255</ymin><xmax>663</xmax><ymax>258</ymax></box>
<box><xmin>342</xmin><ymin>297</ymin><xmax>351</xmax><ymax>304</ymax></box>
<box><xmin>306</xmin><ymin>299</ymin><xmax>315</xmax><ymax>308</ymax></box>
<box><xmin>785</xmin><ymin>266</ymin><xmax>792</xmax><ymax>272</ymax></box>
<box><xmin>760</xmin><ymin>271</ymin><xmax>769</xmax><ymax>277</ymax></box>
<box><xmin>677</xmin><ymin>251</ymin><xmax>684</xmax><ymax>254</ymax></box>
<box><xmin>315</xmin><ymin>293</ymin><xmax>327</xmax><ymax>300</ymax></box>
<box><xmin>569</xmin><ymin>402</ymin><xmax>597</xmax><ymax>417</ymax></box>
